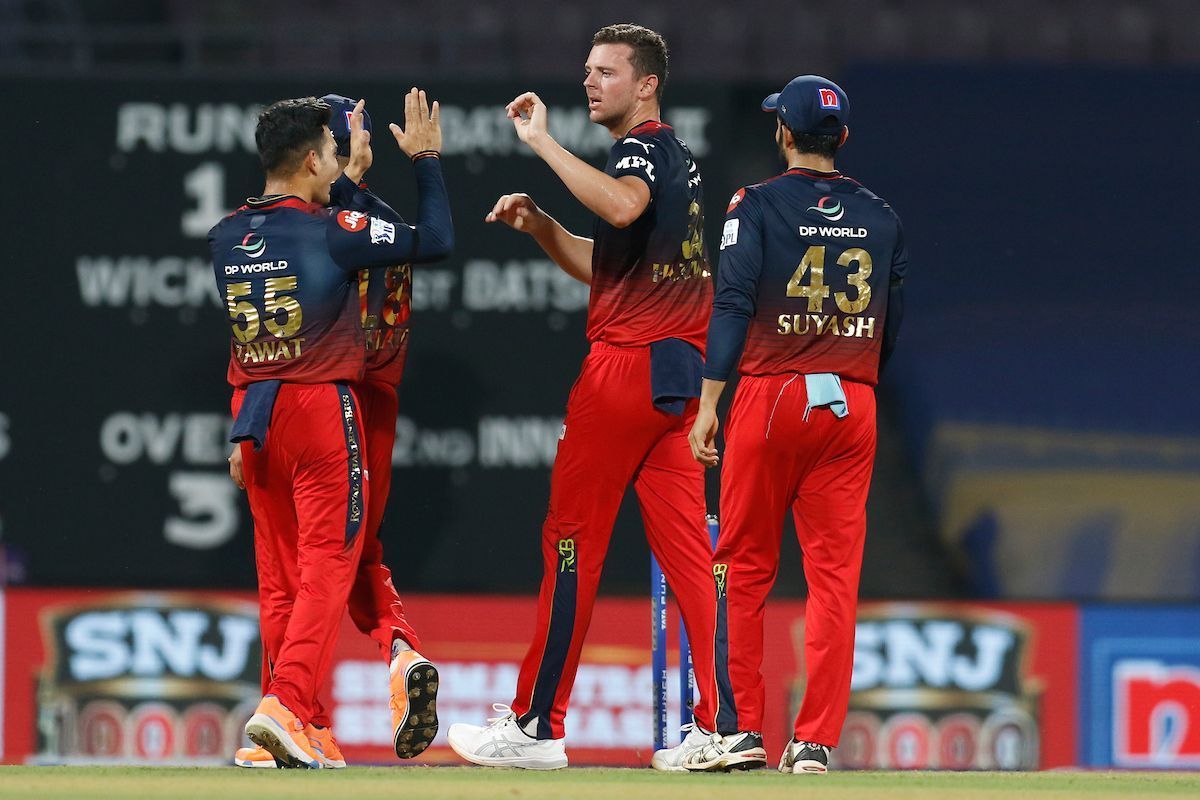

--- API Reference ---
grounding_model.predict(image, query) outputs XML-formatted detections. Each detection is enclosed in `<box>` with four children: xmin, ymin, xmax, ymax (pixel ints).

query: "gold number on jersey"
<box><xmin>835</xmin><ymin>248</ymin><xmax>873</xmax><ymax>314</ymax></box>
<box><xmin>382</xmin><ymin>264</ymin><xmax>410</xmax><ymax>326</ymax></box>
<box><xmin>263</xmin><ymin>276</ymin><xmax>303</xmax><ymax>338</ymax></box>
<box><xmin>787</xmin><ymin>245</ymin><xmax>873</xmax><ymax>314</ymax></box>
<box><xmin>226</xmin><ymin>278</ymin><xmax>303</xmax><ymax>342</ymax></box>
<box><xmin>358</xmin><ymin>265</ymin><xmax>410</xmax><ymax>329</ymax></box>
<box><xmin>226</xmin><ymin>282</ymin><xmax>259</xmax><ymax>343</ymax></box>
<box><xmin>786</xmin><ymin>246</ymin><xmax>830</xmax><ymax>312</ymax></box>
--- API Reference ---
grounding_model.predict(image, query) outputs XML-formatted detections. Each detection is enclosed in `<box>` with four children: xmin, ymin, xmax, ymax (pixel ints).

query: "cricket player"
<box><xmin>210</xmin><ymin>90</ymin><xmax>451</xmax><ymax>769</ymax></box>
<box><xmin>229</xmin><ymin>93</ymin><xmax>446</xmax><ymax>768</ymax></box>
<box><xmin>447</xmin><ymin>24</ymin><xmax>719</xmax><ymax>771</ymax></box>
<box><xmin>682</xmin><ymin>76</ymin><xmax>907</xmax><ymax>773</ymax></box>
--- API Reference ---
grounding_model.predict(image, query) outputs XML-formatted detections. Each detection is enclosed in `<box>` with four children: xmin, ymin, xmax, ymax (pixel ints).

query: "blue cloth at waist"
<box><xmin>650</xmin><ymin>338</ymin><xmax>702</xmax><ymax>416</ymax></box>
<box><xmin>229</xmin><ymin>380</ymin><xmax>281</xmax><ymax>450</ymax></box>
<box><xmin>803</xmin><ymin>373</ymin><xmax>849</xmax><ymax>421</ymax></box>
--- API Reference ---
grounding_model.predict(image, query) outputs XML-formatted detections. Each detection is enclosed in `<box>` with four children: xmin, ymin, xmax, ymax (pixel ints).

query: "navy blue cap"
<box><xmin>321</xmin><ymin>93</ymin><xmax>372</xmax><ymax>158</ymax></box>
<box><xmin>762</xmin><ymin>75</ymin><xmax>849</xmax><ymax>136</ymax></box>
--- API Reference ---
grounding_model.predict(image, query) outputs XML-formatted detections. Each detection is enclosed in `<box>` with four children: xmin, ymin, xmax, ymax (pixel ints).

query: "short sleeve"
<box><xmin>607</xmin><ymin>133</ymin><xmax>665</xmax><ymax>197</ymax></box>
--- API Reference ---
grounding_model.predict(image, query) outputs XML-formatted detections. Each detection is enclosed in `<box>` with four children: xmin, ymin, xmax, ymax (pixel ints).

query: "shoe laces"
<box><xmin>795</xmin><ymin>740</ymin><xmax>829</xmax><ymax>754</ymax></box>
<box><xmin>679</xmin><ymin>722</ymin><xmax>711</xmax><ymax>746</ymax></box>
<box><xmin>486</xmin><ymin>703</ymin><xmax>518</xmax><ymax>727</ymax></box>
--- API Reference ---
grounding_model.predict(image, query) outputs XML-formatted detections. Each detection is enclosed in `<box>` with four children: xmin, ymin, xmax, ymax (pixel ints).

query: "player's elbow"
<box><xmin>604</xmin><ymin>202</ymin><xmax>642</xmax><ymax>229</ymax></box>
<box><xmin>416</xmin><ymin>224</ymin><xmax>455</xmax><ymax>262</ymax></box>
<box><xmin>431</xmin><ymin>228</ymin><xmax>455</xmax><ymax>259</ymax></box>
<box><xmin>602</xmin><ymin>188</ymin><xmax>648</xmax><ymax>229</ymax></box>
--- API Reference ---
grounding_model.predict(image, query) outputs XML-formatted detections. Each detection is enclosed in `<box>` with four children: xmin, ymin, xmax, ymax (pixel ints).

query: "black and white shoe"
<box><xmin>778</xmin><ymin>739</ymin><xmax>830</xmax><ymax>774</ymax></box>
<box><xmin>682</xmin><ymin>731</ymin><xmax>767</xmax><ymax>772</ymax></box>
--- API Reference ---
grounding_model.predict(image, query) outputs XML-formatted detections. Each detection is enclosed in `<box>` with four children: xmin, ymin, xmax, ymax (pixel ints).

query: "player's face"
<box><xmin>311</xmin><ymin>127</ymin><xmax>340</xmax><ymax>205</ymax></box>
<box><xmin>583</xmin><ymin>43</ymin><xmax>642</xmax><ymax>127</ymax></box>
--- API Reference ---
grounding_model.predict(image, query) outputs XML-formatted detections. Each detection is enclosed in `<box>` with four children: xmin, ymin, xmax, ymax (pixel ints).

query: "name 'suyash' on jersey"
<box><xmin>722</xmin><ymin>219</ymin><xmax>870</xmax><ymax>250</ymax></box>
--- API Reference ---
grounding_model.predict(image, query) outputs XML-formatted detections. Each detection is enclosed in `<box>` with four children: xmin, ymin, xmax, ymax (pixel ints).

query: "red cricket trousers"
<box><xmin>709</xmin><ymin>374</ymin><xmax>876</xmax><ymax>746</ymax></box>
<box><xmin>235</xmin><ymin>382</ymin><xmax>368</xmax><ymax>725</ymax></box>
<box><xmin>246</xmin><ymin>380</ymin><xmax>422</xmax><ymax>728</ymax></box>
<box><xmin>510</xmin><ymin>342</ymin><xmax>718</xmax><ymax>740</ymax></box>
<box><xmin>347</xmin><ymin>378</ymin><xmax>422</xmax><ymax>658</ymax></box>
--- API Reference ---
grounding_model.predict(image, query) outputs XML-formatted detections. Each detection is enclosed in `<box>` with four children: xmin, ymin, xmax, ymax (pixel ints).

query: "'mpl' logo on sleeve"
<box><xmin>35</xmin><ymin>594</ymin><xmax>261</xmax><ymax>764</ymax></box>
<box><xmin>1112</xmin><ymin>659</ymin><xmax>1200</xmax><ymax>768</ymax></box>
<box><xmin>798</xmin><ymin>605</ymin><xmax>1042</xmax><ymax>771</ymax></box>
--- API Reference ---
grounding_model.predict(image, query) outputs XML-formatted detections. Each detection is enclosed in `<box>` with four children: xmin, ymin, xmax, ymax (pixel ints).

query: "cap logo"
<box><xmin>818</xmin><ymin>88</ymin><xmax>840</xmax><ymax>110</ymax></box>
<box><xmin>806</xmin><ymin>196</ymin><xmax>845</xmax><ymax>221</ymax></box>
<box><xmin>344</xmin><ymin>110</ymin><xmax>354</xmax><ymax>129</ymax></box>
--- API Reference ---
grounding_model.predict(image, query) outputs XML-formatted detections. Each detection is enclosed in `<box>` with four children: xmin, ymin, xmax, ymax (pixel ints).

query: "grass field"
<box><xmin>0</xmin><ymin>767</ymin><xmax>1198</xmax><ymax>800</ymax></box>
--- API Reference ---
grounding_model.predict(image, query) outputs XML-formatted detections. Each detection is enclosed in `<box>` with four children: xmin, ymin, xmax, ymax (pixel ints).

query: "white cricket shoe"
<box><xmin>683</xmin><ymin>730</ymin><xmax>767</xmax><ymax>772</ymax></box>
<box><xmin>651</xmin><ymin>723</ymin><xmax>712</xmax><ymax>772</ymax></box>
<box><xmin>778</xmin><ymin>739</ymin><xmax>831</xmax><ymax>774</ymax></box>
<box><xmin>447</xmin><ymin>703</ymin><xmax>568</xmax><ymax>770</ymax></box>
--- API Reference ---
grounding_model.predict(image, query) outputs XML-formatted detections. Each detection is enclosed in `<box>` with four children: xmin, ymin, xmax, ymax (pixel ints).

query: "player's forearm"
<box><xmin>409</xmin><ymin>155</ymin><xmax>455</xmax><ymax>261</ymax></box>
<box><xmin>879</xmin><ymin>278</ymin><xmax>905</xmax><ymax>371</ymax></box>
<box><xmin>529</xmin><ymin>214</ymin><xmax>594</xmax><ymax>284</ymax></box>
<box><xmin>702</xmin><ymin>301</ymin><xmax>753</xmax><ymax>383</ymax></box>
<box><xmin>698</xmin><ymin>378</ymin><xmax>727</xmax><ymax>411</ymax></box>
<box><xmin>532</xmin><ymin>136</ymin><xmax>644</xmax><ymax>228</ymax></box>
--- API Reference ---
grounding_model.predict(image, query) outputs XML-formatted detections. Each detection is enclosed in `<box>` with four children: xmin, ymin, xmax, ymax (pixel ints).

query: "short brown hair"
<box><xmin>592</xmin><ymin>23</ymin><xmax>669</xmax><ymax>102</ymax></box>
<box><xmin>256</xmin><ymin>97</ymin><xmax>331</xmax><ymax>175</ymax></box>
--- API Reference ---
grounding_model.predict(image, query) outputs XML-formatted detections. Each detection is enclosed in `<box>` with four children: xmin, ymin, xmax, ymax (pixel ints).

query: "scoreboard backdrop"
<box><xmin>0</xmin><ymin>78</ymin><xmax>739</xmax><ymax>591</ymax></box>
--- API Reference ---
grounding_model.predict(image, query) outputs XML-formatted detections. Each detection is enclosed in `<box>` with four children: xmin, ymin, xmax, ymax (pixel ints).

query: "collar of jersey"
<box><xmin>784</xmin><ymin>166</ymin><xmax>842</xmax><ymax>180</ymax></box>
<box><xmin>241</xmin><ymin>195</ymin><xmax>321</xmax><ymax>212</ymax></box>
<box><xmin>626</xmin><ymin>119</ymin><xmax>672</xmax><ymax>137</ymax></box>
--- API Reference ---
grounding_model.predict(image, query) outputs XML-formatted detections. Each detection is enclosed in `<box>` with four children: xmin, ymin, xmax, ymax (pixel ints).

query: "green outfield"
<box><xmin>0</xmin><ymin>767</ymin><xmax>1197</xmax><ymax>800</ymax></box>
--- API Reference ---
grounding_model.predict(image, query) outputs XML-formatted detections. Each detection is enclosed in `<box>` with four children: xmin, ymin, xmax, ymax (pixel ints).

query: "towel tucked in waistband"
<box><xmin>803</xmin><ymin>373</ymin><xmax>849</xmax><ymax>421</ymax></box>
<box><xmin>229</xmin><ymin>380</ymin><xmax>282</xmax><ymax>451</ymax></box>
<box><xmin>649</xmin><ymin>338</ymin><xmax>702</xmax><ymax>416</ymax></box>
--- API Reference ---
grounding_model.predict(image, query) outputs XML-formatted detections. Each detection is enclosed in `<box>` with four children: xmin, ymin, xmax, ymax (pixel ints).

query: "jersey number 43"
<box><xmin>786</xmin><ymin>245</ymin><xmax>873</xmax><ymax>315</ymax></box>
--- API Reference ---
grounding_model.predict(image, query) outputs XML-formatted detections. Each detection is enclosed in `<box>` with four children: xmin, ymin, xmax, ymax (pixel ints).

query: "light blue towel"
<box><xmin>803</xmin><ymin>373</ymin><xmax>849</xmax><ymax>421</ymax></box>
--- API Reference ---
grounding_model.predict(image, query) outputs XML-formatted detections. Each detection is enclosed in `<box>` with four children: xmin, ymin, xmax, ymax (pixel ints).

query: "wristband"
<box><xmin>411</xmin><ymin>150</ymin><xmax>440</xmax><ymax>162</ymax></box>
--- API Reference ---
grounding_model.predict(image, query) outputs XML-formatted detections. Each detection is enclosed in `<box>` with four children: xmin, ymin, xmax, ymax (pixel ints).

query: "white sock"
<box><xmin>390</xmin><ymin>638</ymin><xmax>413</xmax><ymax>661</ymax></box>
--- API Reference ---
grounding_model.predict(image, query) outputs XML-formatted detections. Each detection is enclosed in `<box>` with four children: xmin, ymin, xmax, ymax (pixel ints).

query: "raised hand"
<box><xmin>485</xmin><ymin>193</ymin><xmax>547</xmax><ymax>235</ymax></box>
<box><xmin>343</xmin><ymin>98</ymin><xmax>372</xmax><ymax>183</ymax></box>
<box><xmin>505</xmin><ymin>92</ymin><xmax>549</xmax><ymax>147</ymax></box>
<box><xmin>390</xmin><ymin>87</ymin><xmax>442</xmax><ymax>158</ymax></box>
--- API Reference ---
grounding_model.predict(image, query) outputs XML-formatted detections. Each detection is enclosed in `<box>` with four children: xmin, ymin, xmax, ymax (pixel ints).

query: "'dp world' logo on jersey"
<box><xmin>807</xmin><ymin>196</ymin><xmax>845</xmax><ymax>222</ymax></box>
<box><xmin>232</xmin><ymin>233</ymin><xmax>266</xmax><ymax>259</ymax></box>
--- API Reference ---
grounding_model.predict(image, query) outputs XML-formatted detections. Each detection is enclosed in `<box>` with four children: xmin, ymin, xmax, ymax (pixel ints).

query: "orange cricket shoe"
<box><xmin>390</xmin><ymin>649</ymin><xmax>440</xmax><ymax>759</ymax></box>
<box><xmin>244</xmin><ymin>695</ymin><xmax>322</xmax><ymax>769</ymax></box>
<box><xmin>234</xmin><ymin>725</ymin><xmax>348</xmax><ymax>769</ymax></box>
<box><xmin>304</xmin><ymin>724</ymin><xmax>348</xmax><ymax>768</ymax></box>
<box><xmin>233</xmin><ymin>744</ymin><xmax>277</xmax><ymax>768</ymax></box>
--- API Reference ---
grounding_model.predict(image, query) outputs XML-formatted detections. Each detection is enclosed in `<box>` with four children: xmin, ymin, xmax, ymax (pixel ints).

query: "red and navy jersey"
<box><xmin>586</xmin><ymin>121</ymin><xmax>713</xmax><ymax>351</ymax></box>
<box><xmin>344</xmin><ymin>183</ymin><xmax>413</xmax><ymax>388</ymax></box>
<box><xmin>704</xmin><ymin>167</ymin><xmax>908</xmax><ymax>385</ymax></box>
<box><xmin>209</xmin><ymin>166</ymin><xmax>451</xmax><ymax>388</ymax></box>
